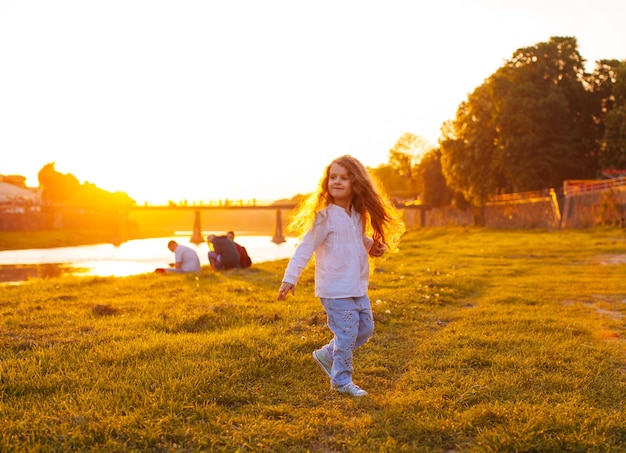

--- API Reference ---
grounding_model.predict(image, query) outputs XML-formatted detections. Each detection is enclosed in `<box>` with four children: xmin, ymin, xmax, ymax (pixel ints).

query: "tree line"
<box><xmin>37</xmin><ymin>162</ymin><xmax>135</xmax><ymax>209</ymax></box>
<box><xmin>371</xmin><ymin>36</ymin><xmax>626</xmax><ymax>214</ymax></box>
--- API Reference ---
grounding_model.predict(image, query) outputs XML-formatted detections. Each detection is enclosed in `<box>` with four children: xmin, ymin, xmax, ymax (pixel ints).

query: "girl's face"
<box><xmin>328</xmin><ymin>163</ymin><xmax>354</xmax><ymax>208</ymax></box>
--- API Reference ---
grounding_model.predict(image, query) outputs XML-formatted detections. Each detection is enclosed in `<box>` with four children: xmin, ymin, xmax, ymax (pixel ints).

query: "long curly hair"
<box><xmin>288</xmin><ymin>155</ymin><xmax>405</xmax><ymax>252</ymax></box>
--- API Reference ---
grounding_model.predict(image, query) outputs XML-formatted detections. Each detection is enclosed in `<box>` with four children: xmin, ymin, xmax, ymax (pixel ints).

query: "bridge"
<box><xmin>130</xmin><ymin>204</ymin><xmax>298</xmax><ymax>245</ymax></box>
<box><xmin>131</xmin><ymin>204</ymin><xmax>296</xmax><ymax>210</ymax></box>
<box><xmin>129</xmin><ymin>202</ymin><xmax>423</xmax><ymax>245</ymax></box>
<box><xmin>6</xmin><ymin>202</ymin><xmax>420</xmax><ymax>244</ymax></box>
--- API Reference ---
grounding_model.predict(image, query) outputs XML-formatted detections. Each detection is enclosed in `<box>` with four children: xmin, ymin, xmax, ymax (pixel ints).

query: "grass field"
<box><xmin>1</xmin><ymin>227</ymin><xmax>625</xmax><ymax>451</ymax></box>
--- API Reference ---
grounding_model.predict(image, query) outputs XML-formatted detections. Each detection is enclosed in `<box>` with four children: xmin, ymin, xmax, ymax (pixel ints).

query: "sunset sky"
<box><xmin>1</xmin><ymin>0</ymin><xmax>625</xmax><ymax>205</ymax></box>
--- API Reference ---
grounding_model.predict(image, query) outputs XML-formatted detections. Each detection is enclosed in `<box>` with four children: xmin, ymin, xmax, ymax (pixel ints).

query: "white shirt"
<box><xmin>175</xmin><ymin>244</ymin><xmax>201</xmax><ymax>272</ymax></box>
<box><xmin>282</xmin><ymin>204</ymin><xmax>374</xmax><ymax>298</ymax></box>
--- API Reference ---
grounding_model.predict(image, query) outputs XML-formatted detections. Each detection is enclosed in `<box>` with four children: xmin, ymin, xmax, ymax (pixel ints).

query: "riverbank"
<box><xmin>2</xmin><ymin>227</ymin><xmax>626</xmax><ymax>451</ymax></box>
<box><xmin>0</xmin><ymin>228</ymin><xmax>157</xmax><ymax>251</ymax></box>
<box><xmin>0</xmin><ymin>234</ymin><xmax>299</xmax><ymax>283</ymax></box>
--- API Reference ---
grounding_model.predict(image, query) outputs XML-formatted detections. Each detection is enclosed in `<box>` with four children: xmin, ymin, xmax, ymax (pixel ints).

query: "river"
<box><xmin>0</xmin><ymin>235</ymin><xmax>299</xmax><ymax>284</ymax></box>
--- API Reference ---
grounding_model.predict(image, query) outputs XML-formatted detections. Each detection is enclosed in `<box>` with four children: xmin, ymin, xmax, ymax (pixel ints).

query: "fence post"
<box><xmin>549</xmin><ymin>188</ymin><xmax>562</xmax><ymax>228</ymax></box>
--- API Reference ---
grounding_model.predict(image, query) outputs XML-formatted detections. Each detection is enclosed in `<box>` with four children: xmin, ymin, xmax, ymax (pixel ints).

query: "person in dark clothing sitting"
<box><xmin>207</xmin><ymin>234</ymin><xmax>240</xmax><ymax>270</ymax></box>
<box><xmin>226</xmin><ymin>231</ymin><xmax>252</xmax><ymax>269</ymax></box>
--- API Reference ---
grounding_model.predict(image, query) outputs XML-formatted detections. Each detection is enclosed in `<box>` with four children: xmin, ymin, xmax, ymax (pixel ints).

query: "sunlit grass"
<box><xmin>1</xmin><ymin>227</ymin><xmax>625</xmax><ymax>451</ymax></box>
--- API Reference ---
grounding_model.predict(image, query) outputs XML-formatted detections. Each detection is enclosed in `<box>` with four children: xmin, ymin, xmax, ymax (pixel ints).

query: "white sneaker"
<box><xmin>312</xmin><ymin>349</ymin><xmax>332</xmax><ymax>377</ymax></box>
<box><xmin>333</xmin><ymin>382</ymin><xmax>367</xmax><ymax>397</ymax></box>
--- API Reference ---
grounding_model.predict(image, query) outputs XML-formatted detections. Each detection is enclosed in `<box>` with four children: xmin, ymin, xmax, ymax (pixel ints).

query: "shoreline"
<box><xmin>0</xmin><ymin>234</ymin><xmax>298</xmax><ymax>284</ymax></box>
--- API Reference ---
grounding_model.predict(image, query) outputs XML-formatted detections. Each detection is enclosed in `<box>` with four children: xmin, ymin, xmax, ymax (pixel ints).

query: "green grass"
<box><xmin>1</xmin><ymin>227</ymin><xmax>626</xmax><ymax>451</ymax></box>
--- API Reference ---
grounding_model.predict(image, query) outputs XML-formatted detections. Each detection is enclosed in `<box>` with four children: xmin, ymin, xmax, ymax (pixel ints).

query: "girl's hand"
<box><xmin>369</xmin><ymin>241</ymin><xmax>386</xmax><ymax>258</ymax></box>
<box><xmin>278</xmin><ymin>282</ymin><xmax>295</xmax><ymax>300</ymax></box>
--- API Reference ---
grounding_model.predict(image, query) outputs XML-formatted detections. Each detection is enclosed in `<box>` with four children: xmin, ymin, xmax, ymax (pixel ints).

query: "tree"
<box><xmin>38</xmin><ymin>162</ymin><xmax>81</xmax><ymax>205</ymax></box>
<box><xmin>440</xmin><ymin>36</ymin><xmax>607</xmax><ymax>207</ymax></box>
<box><xmin>382</xmin><ymin>132</ymin><xmax>433</xmax><ymax>200</ymax></box>
<box><xmin>600</xmin><ymin>60</ymin><xmax>626</xmax><ymax>169</ymax></box>
<box><xmin>37</xmin><ymin>162</ymin><xmax>135</xmax><ymax>208</ymax></box>
<box><xmin>440</xmin><ymin>81</ymin><xmax>502</xmax><ymax>207</ymax></box>
<box><xmin>414</xmin><ymin>148</ymin><xmax>454</xmax><ymax>208</ymax></box>
<box><xmin>491</xmin><ymin>36</ymin><xmax>598</xmax><ymax>190</ymax></box>
<box><xmin>369</xmin><ymin>163</ymin><xmax>411</xmax><ymax>200</ymax></box>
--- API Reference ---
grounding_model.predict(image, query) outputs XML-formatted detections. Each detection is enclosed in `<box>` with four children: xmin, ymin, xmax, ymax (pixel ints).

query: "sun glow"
<box><xmin>2</xmin><ymin>1</ymin><xmax>625</xmax><ymax>205</ymax></box>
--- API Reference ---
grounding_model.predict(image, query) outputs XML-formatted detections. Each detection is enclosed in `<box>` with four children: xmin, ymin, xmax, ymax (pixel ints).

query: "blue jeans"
<box><xmin>319</xmin><ymin>295</ymin><xmax>374</xmax><ymax>387</ymax></box>
<box><xmin>208</xmin><ymin>251</ymin><xmax>223</xmax><ymax>270</ymax></box>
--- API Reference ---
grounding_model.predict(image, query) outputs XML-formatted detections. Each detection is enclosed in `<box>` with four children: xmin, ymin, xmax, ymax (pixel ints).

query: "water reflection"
<box><xmin>0</xmin><ymin>263</ymin><xmax>79</xmax><ymax>283</ymax></box>
<box><xmin>0</xmin><ymin>235</ymin><xmax>297</xmax><ymax>284</ymax></box>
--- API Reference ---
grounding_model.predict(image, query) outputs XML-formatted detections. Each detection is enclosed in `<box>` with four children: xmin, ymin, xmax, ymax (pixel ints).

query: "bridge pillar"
<box><xmin>110</xmin><ymin>210</ymin><xmax>124</xmax><ymax>246</ymax></box>
<box><xmin>190</xmin><ymin>209</ymin><xmax>204</xmax><ymax>244</ymax></box>
<box><xmin>271</xmin><ymin>209</ymin><xmax>286</xmax><ymax>244</ymax></box>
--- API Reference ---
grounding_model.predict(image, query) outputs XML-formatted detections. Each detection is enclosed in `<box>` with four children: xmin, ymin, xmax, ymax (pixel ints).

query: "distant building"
<box><xmin>0</xmin><ymin>174</ymin><xmax>40</xmax><ymax>206</ymax></box>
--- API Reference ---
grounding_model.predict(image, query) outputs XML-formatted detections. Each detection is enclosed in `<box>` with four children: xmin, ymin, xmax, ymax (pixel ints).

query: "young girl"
<box><xmin>277</xmin><ymin>155</ymin><xmax>404</xmax><ymax>396</ymax></box>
